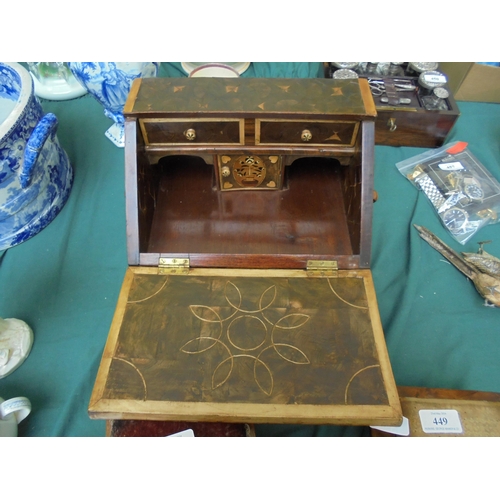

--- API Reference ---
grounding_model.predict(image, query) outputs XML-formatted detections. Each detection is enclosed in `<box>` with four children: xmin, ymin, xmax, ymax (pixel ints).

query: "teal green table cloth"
<box><xmin>1</xmin><ymin>63</ymin><xmax>499</xmax><ymax>436</ymax></box>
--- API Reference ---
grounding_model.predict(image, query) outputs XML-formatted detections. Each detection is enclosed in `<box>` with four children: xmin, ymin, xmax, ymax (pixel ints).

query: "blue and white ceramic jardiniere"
<box><xmin>67</xmin><ymin>62</ymin><xmax>158</xmax><ymax>147</ymax></box>
<box><xmin>0</xmin><ymin>62</ymin><xmax>73</xmax><ymax>251</ymax></box>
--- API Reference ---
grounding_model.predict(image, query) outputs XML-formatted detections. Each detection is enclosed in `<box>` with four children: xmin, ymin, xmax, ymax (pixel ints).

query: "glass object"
<box><xmin>27</xmin><ymin>62</ymin><xmax>87</xmax><ymax>100</ymax></box>
<box><xmin>422</xmin><ymin>87</ymin><xmax>450</xmax><ymax>110</ymax></box>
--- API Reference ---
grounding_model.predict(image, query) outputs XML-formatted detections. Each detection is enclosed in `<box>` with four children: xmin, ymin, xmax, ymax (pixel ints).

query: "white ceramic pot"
<box><xmin>0</xmin><ymin>397</ymin><xmax>31</xmax><ymax>437</ymax></box>
<box><xmin>0</xmin><ymin>62</ymin><xmax>73</xmax><ymax>251</ymax></box>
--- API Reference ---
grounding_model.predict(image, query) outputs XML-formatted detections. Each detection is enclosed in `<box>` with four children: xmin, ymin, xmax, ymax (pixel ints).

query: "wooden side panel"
<box><xmin>359</xmin><ymin>120</ymin><xmax>375</xmax><ymax>267</ymax></box>
<box><xmin>89</xmin><ymin>267</ymin><xmax>402</xmax><ymax>425</ymax></box>
<box><xmin>358</xmin><ymin>78</ymin><xmax>378</xmax><ymax>117</ymax></box>
<box><xmin>128</xmin><ymin>120</ymin><xmax>162</xmax><ymax>260</ymax></box>
<box><xmin>336</xmin><ymin>118</ymin><xmax>375</xmax><ymax>264</ymax></box>
<box><xmin>124</xmin><ymin>120</ymin><xmax>140</xmax><ymax>265</ymax></box>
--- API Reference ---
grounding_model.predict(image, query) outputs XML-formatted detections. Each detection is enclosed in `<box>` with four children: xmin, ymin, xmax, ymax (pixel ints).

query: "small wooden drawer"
<box><xmin>256</xmin><ymin>119</ymin><xmax>359</xmax><ymax>147</ymax></box>
<box><xmin>140</xmin><ymin>118</ymin><xmax>244</xmax><ymax>146</ymax></box>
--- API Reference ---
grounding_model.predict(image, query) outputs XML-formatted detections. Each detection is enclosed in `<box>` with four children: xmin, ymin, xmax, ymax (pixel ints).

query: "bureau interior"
<box><xmin>135</xmin><ymin>152</ymin><xmax>363</xmax><ymax>268</ymax></box>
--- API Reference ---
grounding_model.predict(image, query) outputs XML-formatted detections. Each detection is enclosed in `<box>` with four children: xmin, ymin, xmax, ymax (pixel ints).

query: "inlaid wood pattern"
<box><xmin>103</xmin><ymin>273</ymin><xmax>387</xmax><ymax>406</ymax></box>
<box><xmin>127</xmin><ymin>78</ymin><xmax>373</xmax><ymax>117</ymax></box>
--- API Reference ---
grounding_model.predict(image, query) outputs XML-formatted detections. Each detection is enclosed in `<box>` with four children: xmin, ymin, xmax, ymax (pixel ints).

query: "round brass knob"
<box><xmin>221</xmin><ymin>166</ymin><xmax>231</xmax><ymax>177</ymax></box>
<box><xmin>184</xmin><ymin>128</ymin><xmax>196</xmax><ymax>141</ymax></box>
<box><xmin>301</xmin><ymin>129</ymin><xmax>312</xmax><ymax>142</ymax></box>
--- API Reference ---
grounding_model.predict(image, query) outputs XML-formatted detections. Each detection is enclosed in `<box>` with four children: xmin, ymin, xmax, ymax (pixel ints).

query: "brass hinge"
<box><xmin>306</xmin><ymin>260</ymin><xmax>338</xmax><ymax>277</ymax></box>
<box><xmin>158</xmin><ymin>257</ymin><xmax>190</xmax><ymax>274</ymax></box>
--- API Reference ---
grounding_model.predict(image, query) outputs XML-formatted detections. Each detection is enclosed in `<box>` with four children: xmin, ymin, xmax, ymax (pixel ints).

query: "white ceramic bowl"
<box><xmin>189</xmin><ymin>63</ymin><xmax>240</xmax><ymax>78</ymax></box>
<box><xmin>182</xmin><ymin>62</ymin><xmax>250</xmax><ymax>76</ymax></box>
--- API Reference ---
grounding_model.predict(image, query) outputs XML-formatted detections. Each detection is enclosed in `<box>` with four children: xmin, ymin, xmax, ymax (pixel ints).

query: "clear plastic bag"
<box><xmin>396</xmin><ymin>141</ymin><xmax>500</xmax><ymax>244</ymax></box>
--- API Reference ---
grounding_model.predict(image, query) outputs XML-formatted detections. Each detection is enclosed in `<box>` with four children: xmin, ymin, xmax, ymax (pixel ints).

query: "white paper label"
<box><xmin>424</xmin><ymin>74</ymin><xmax>447</xmax><ymax>84</ymax></box>
<box><xmin>438</xmin><ymin>161</ymin><xmax>464</xmax><ymax>171</ymax></box>
<box><xmin>419</xmin><ymin>409</ymin><xmax>463</xmax><ymax>434</ymax></box>
<box><xmin>371</xmin><ymin>416</ymin><xmax>410</xmax><ymax>436</ymax></box>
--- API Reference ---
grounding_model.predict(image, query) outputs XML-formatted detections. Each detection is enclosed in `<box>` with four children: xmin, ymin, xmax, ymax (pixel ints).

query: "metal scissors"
<box><xmin>368</xmin><ymin>79</ymin><xmax>386</xmax><ymax>96</ymax></box>
<box><xmin>368</xmin><ymin>78</ymin><xmax>417</xmax><ymax>96</ymax></box>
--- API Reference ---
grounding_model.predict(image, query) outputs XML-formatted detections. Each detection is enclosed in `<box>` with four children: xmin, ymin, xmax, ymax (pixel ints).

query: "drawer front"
<box><xmin>140</xmin><ymin>118</ymin><xmax>244</xmax><ymax>146</ymax></box>
<box><xmin>256</xmin><ymin>119</ymin><xmax>359</xmax><ymax>147</ymax></box>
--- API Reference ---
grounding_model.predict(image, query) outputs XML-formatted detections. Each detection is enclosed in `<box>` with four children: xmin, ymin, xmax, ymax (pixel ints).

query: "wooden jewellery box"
<box><xmin>89</xmin><ymin>77</ymin><xmax>402</xmax><ymax>426</ymax></box>
<box><xmin>371</xmin><ymin>76</ymin><xmax>460</xmax><ymax>148</ymax></box>
<box><xmin>325</xmin><ymin>64</ymin><xmax>460</xmax><ymax>148</ymax></box>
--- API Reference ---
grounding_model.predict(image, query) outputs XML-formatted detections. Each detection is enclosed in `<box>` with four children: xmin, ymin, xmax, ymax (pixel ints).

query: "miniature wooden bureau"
<box><xmin>89</xmin><ymin>77</ymin><xmax>402</xmax><ymax>426</ymax></box>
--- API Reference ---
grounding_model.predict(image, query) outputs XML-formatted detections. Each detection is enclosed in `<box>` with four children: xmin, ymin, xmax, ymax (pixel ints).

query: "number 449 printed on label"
<box><xmin>419</xmin><ymin>409</ymin><xmax>463</xmax><ymax>434</ymax></box>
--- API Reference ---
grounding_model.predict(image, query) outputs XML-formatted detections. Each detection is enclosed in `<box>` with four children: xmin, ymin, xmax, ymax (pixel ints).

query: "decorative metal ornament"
<box><xmin>233</xmin><ymin>155</ymin><xmax>266</xmax><ymax>187</ymax></box>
